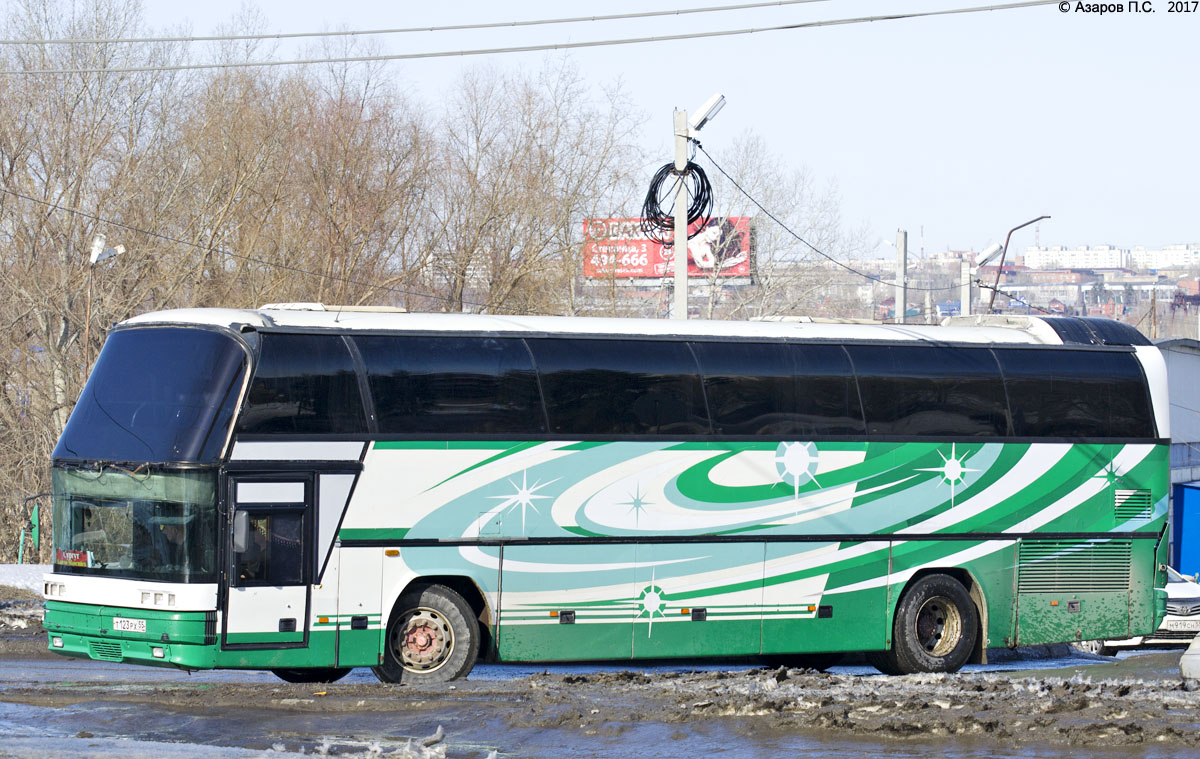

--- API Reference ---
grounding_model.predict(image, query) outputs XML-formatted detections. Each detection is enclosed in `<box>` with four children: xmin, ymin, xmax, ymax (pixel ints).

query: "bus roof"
<box><xmin>119</xmin><ymin>306</ymin><xmax>1149</xmax><ymax>347</ymax></box>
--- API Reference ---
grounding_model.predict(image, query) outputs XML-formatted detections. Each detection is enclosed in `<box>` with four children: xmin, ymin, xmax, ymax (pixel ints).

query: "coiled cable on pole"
<box><xmin>639</xmin><ymin>160</ymin><xmax>714</xmax><ymax>246</ymax></box>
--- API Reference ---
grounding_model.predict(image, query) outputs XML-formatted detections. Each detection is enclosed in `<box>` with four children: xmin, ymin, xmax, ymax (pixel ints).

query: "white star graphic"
<box><xmin>488</xmin><ymin>470</ymin><xmax>558</xmax><ymax>533</ymax></box>
<box><xmin>775</xmin><ymin>441</ymin><xmax>821</xmax><ymax>501</ymax></box>
<box><xmin>916</xmin><ymin>443</ymin><xmax>979</xmax><ymax>508</ymax></box>
<box><xmin>637</xmin><ymin>568</ymin><xmax>667</xmax><ymax>637</ymax></box>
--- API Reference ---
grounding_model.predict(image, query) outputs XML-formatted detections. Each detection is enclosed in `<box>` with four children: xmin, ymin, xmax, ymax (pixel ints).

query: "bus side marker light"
<box><xmin>680</xmin><ymin>608</ymin><xmax>690</xmax><ymax>615</ymax></box>
<box><xmin>384</xmin><ymin>549</ymin><xmax>400</xmax><ymax>557</ymax></box>
<box><xmin>549</xmin><ymin>610</ymin><xmax>558</xmax><ymax>617</ymax></box>
<box><xmin>806</xmin><ymin>605</ymin><xmax>816</xmax><ymax>613</ymax></box>
<box><xmin>318</xmin><ymin>617</ymin><xmax>329</xmax><ymax>624</ymax></box>
<box><xmin>1051</xmin><ymin>600</ymin><xmax>1060</xmax><ymax>606</ymax></box>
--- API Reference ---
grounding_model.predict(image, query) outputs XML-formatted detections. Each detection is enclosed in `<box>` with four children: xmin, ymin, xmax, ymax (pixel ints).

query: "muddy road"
<box><xmin>2</xmin><ymin>604</ymin><xmax>1199</xmax><ymax>757</ymax></box>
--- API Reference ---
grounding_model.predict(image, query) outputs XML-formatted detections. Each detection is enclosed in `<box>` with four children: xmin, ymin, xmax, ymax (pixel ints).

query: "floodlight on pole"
<box><xmin>975</xmin><ymin>243</ymin><xmax>1005</xmax><ymax>268</ymax></box>
<box><xmin>688</xmin><ymin>93</ymin><xmax>726</xmax><ymax>132</ymax></box>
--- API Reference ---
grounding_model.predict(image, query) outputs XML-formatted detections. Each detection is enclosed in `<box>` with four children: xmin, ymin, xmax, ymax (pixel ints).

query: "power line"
<box><xmin>694</xmin><ymin>143</ymin><xmax>963</xmax><ymax>294</ymax></box>
<box><xmin>0</xmin><ymin>1</ymin><xmax>1058</xmax><ymax>75</ymax></box>
<box><xmin>973</xmin><ymin>280</ymin><xmax>1056</xmax><ymax>314</ymax></box>
<box><xmin>0</xmin><ymin>0</ymin><xmax>834</xmax><ymax>45</ymax></box>
<box><xmin>0</xmin><ymin>186</ymin><xmax>550</xmax><ymax>316</ymax></box>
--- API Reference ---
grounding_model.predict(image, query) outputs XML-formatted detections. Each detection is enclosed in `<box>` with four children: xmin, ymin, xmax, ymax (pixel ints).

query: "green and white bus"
<box><xmin>44</xmin><ymin>306</ymin><xmax>1170</xmax><ymax>681</ymax></box>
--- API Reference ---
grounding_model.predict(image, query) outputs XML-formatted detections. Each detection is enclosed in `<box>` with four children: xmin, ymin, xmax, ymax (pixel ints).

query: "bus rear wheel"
<box><xmin>372</xmin><ymin>584</ymin><xmax>479</xmax><ymax>684</ymax></box>
<box><xmin>272</xmin><ymin>667</ymin><xmax>351</xmax><ymax>684</ymax></box>
<box><xmin>869</xmin><ymin>574</ymin><xmax>978</xmax><ymax>675</ymax></box>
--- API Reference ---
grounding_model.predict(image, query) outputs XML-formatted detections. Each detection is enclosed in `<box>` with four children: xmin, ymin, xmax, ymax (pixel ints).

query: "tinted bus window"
<box><xmin>237</xmin><ymin>334</ymin><xmax>367</xmax><ymax>435</ymax></box>
<box><xmin>848</xmin><ymin>345</ymin><xmax>1009</xmax><ymax>437</ymax></box>
<box><xmin>692</xmin><ymin>341</ymin><xmax>864</xmax><ymax>436</ymax></box>
<box><xmin>529</xmin><ymin>339</ymin><xmax>710</xmax><ymax>436</ymax></box>
<box><xmin>355</xmin><ymin>335</ymin><xmax>545</xmax><ymax>434</ymax></box>
<box><xmin>997</xmin><ymin>349</ymin><xmax>1154</xmax><ymax>438</ymax></box>
<box><xmin>54</xmin><ymin>327</ymin><xmax>246</xmax><ymax>463</ymax></box>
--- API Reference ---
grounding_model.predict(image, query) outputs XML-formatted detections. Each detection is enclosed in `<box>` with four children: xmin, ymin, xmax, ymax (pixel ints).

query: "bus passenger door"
<box><xmin>223</xmin><ymin>475</ymin><xmax>312</xmax><ymax>649</ymax></box>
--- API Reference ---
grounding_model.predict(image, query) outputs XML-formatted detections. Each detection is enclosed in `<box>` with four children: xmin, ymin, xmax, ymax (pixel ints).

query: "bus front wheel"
<box><xmin>372</xmin><ymin>584</ymin><xmax>480</xmax><ymax>684</ymax></box>
<box><xmin>869</xmin><ymin>574</ymin><xmax>978</xmax><ymax>675</ymax></box>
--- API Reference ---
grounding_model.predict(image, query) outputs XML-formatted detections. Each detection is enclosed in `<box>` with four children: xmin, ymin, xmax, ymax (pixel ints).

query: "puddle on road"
<box><xmin>2</xmin><ymin>693</ymin><xmax>1199</xmax><ymax>759</ymax></box>
<box><xmin>0</xmin><ymin>650</ymin><xmax>1194</xmax><ymax>759</ymax></box>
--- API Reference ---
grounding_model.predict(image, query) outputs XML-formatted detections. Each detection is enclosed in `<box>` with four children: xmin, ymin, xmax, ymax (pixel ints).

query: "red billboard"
<box><xmin>582</xmin><ymin>217</ymin><xmax>753</xmax><ymax>278</ymax></box>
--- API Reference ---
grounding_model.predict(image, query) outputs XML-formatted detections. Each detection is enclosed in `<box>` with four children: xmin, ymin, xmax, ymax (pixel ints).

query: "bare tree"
<box><xmin>428</xmin><ymin>62</ymin><xmax>643</xmax><ymax>315</ymax></box>
<box><xmin>693</xmin><ymin>134</ymin><xmax>867</xmax><ymax>320</ymax></box>
<box><xmin>0</xmin><ymin>0</ymin><xmax>195</xmax><ymax>560</ymax></box>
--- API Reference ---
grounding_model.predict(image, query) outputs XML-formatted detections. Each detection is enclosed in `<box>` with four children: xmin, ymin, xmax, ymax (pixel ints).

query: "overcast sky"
<box><xmin>142</xmin><ymin>0</ymin><xmax>1197</xmax><ymax>257</ymax></box>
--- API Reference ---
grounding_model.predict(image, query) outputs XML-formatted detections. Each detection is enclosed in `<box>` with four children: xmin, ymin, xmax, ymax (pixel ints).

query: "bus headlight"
<box><xmin>151</xmin><ymin>647</ymin><xmax>165</xmax><ymax>659</ymax></box>
<box><xmin>52</xmin><ymin>637</ymin><xmax>64</xmax><ymax>648</ymax></box>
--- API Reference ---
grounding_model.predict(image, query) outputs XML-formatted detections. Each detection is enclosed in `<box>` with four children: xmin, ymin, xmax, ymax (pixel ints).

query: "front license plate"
<box><xmin>112</xmin><ymin>617</ymin><xmax>146</xmax><ymax>633</ymax></box>
<box><xmin>1164</xmin><ymin>619</ymin><xmax>1200</xmax><ymax>632</ymax></box>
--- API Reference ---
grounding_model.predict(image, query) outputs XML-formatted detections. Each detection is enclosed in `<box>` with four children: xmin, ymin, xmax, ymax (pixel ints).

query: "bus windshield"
<box><xmin>51</xmin><ymin>466</ymin><xmax>218</xmax><ymax>583</ymax></box>
<box><xmin>53</xmin><ymin>327</ymin><xmax>247</xmax><ymax>464</ymax></box>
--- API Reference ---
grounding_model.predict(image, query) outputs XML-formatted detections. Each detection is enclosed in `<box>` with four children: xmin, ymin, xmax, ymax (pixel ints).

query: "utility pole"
<box><xmin>961</xmin><ymin>259</ymin><xmax>972</xmax><ymax>317</ymax></box>
<box><xmin>1150</xmin><ymin>288</ymin><xmax>1157</xmax><ymax>339</ymax></box>
<box><xmin>894</xmin><ymin>229</ymin><xmax>907</xmax><ymax>324</ymax></box>
<box><xmin>672</xmin><ymin>109</ymin><xmax>689</xmax><ymax>321</ymax></box>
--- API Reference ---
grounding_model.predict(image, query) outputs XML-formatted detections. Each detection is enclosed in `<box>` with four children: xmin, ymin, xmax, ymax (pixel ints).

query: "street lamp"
<box><xmin>672</xmin><ymin>93</ymin><xmax>726</xmax><ymax>321</ymax></box>
<box><xmin>84</xmin><ymin>233</ymin><xmax>125</xmax><ymax>369</ymax></box>
<box><xmin>985</xmin><ymin>215</ymin><xmax>1049</xmax><ymax>314</ymax></box>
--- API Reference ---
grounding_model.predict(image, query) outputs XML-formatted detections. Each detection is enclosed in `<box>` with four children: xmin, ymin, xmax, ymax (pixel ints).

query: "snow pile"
<box><xmin>0</xmin><ymin>564</ymin><xmax>48</xmax><ymax>629</ymax></box>
<box><xmin>0</xmin><ymin>564</ymin><xmax>49</xmax><ymax>593</ymax></box>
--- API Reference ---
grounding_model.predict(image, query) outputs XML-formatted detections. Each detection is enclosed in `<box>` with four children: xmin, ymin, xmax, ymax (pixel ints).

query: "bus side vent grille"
<box><xmin>204</xmin><ymin>611</ymin><xmax>218</xmax><ymax>645</ymax></box>
<box><xmin>1018</xmin><ymin>540</ymin><xmax>1131</xmax><ymax>594</ymax></box>
<box><xmin>89</xmin><ymin>640</ymin><xmax>123</xmax><ymax>662</ymax></box>
<box><xmin>1114</xmin><ymin>489</ymin><xmax>1153</xmax><ymax>520</ymax></box>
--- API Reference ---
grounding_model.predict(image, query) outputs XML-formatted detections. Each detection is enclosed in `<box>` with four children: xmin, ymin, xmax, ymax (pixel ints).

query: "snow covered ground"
<box><xmin>0</xmin><ymin>564</ymin><xmax>48</xmax><ymax>629</ymax></box>
<box><xmin>0</xmin><ymin>564</ymin><xmax>49</xmax><ymax>593</ymax></box>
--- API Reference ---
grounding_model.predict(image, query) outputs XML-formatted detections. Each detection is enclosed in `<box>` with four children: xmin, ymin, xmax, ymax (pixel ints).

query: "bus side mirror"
<box><xmin>232</xmin><ymin>511</ymin><xmax>249</xmax><ymax>553</ymax></box>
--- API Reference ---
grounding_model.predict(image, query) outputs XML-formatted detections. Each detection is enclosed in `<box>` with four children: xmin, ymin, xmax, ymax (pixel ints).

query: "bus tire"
<box><xmin>272</xmin><ymin>667</ymin><xmax>351</xmax><ymax>684</ymax></box>
<box><xmin>372</xmin><ymin>584</ymin><xmax>479</xmax><ymax>684</ymax></box>
<box><xmin>873</xmin><ymin>574</ymin><xmax>978</xmax><ymax>675</ymax></box>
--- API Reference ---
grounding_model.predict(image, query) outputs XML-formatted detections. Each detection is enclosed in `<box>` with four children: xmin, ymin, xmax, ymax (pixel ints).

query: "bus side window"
<box><xmin>355</xmin><ymin>335</ymin><xmax>545</xmax><ymax>435</ymax></box>
<box><xmin>237</xmin><ymin>334</ymin><xmax>367</xmax><ymax>435</ymax></box>
<box><xmin>848</xmin><ymin>345</ymin><xmax>1009</xmax><ymax>438</ymax></box>
<box><xmin>996</xmin><ymin>349</ymin><xmax>1154</xmax><ymax>439</ymax></box>
<box><xmin>692</xmin><ymin>341</ymin><xmax>864</xmax><ymax>436</ymax></box>
<box><xmin>529</xmin><ymin>338</ymin><xmax>711</xmax><ymax>436</ymax></box>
